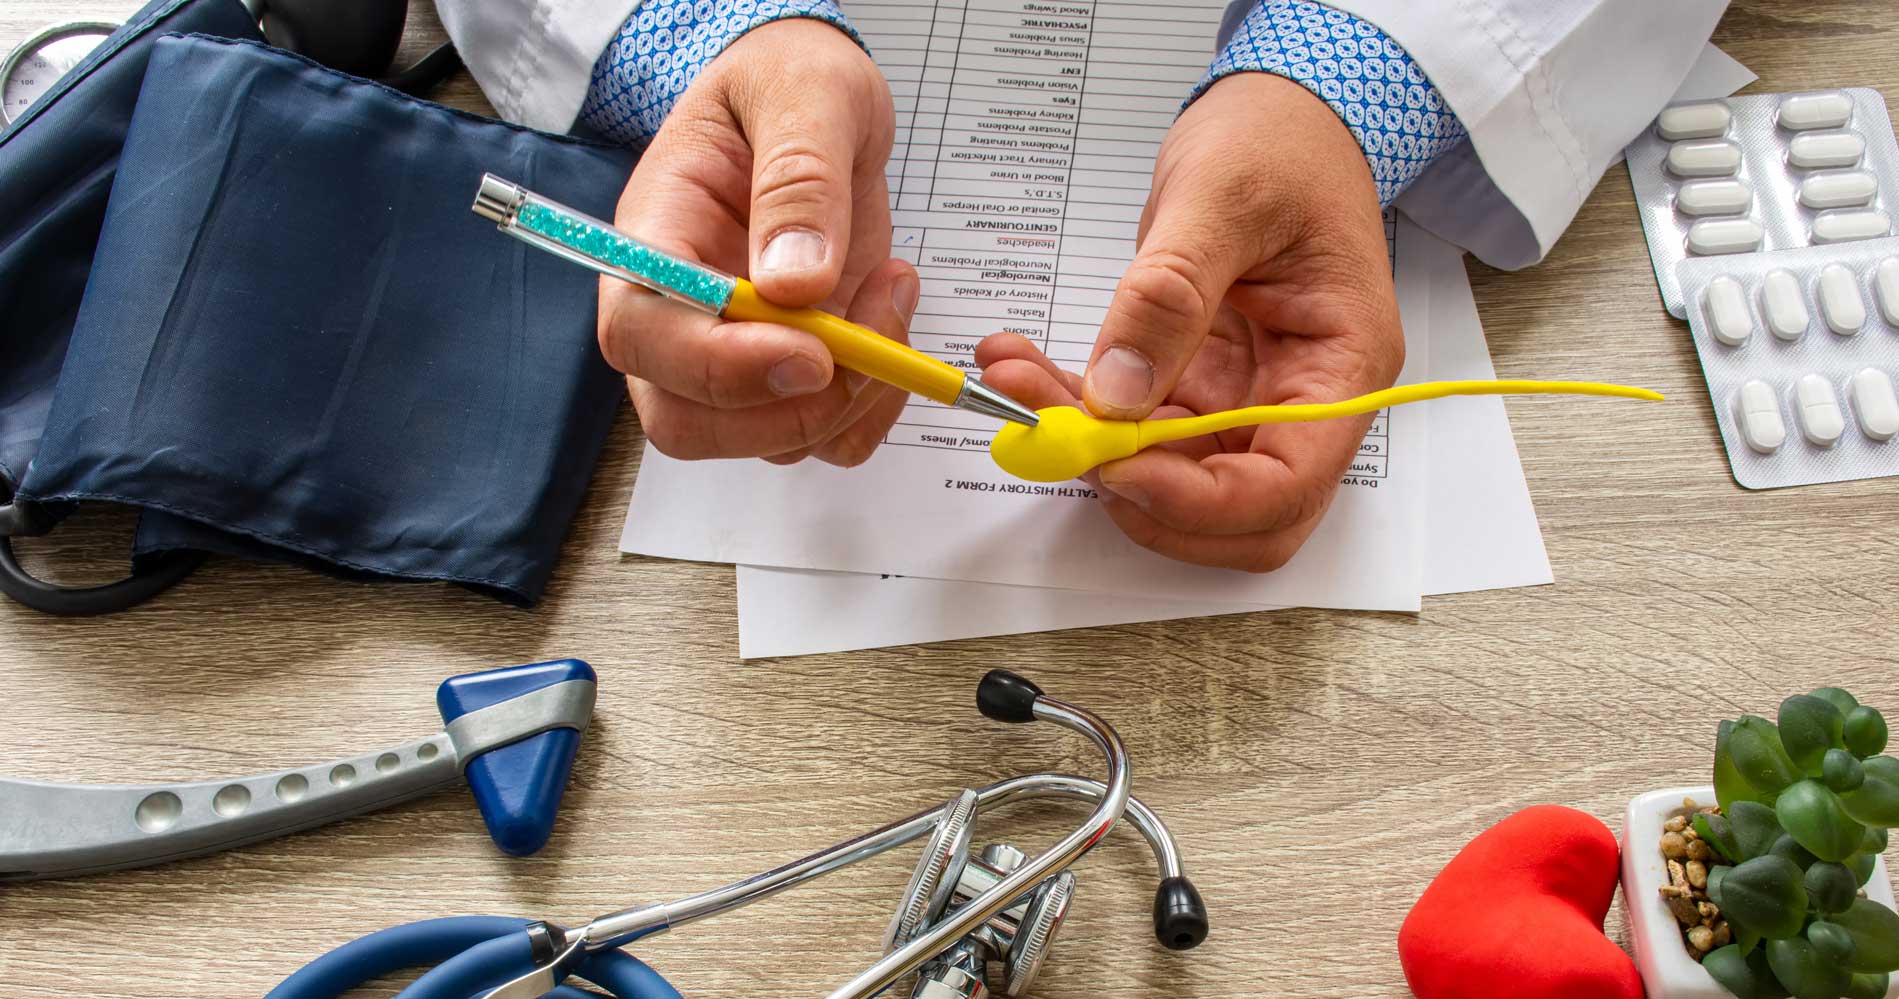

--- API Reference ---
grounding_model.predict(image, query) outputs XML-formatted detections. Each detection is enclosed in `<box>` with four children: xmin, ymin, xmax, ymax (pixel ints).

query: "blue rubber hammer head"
<box><xmin>438</xmin><ymin>659</ymin><xmax>597</xmax><ymax>857</ymax></box>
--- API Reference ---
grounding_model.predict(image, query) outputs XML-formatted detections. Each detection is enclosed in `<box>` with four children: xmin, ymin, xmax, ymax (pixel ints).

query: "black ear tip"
<box><xmin>977</xmin><ymin>670</ymin><xmax>1044</xmax><ymax>723</ymax></box>
<box><xmin>1153</xmin><ymin>877</ymin><xmax>1209</xmax><ymax>950</ymax></box>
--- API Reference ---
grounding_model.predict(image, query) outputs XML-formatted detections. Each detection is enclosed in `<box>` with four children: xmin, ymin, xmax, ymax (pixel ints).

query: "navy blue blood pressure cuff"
<box><xmin>0</xmin><ymin>0</ymin><xmax>260</xmax><ymax>482</ymax></box>
<box><xmin>9</xmin><ymin>33</ymin><xmax>636</xmax><ymax>607</ymax></box>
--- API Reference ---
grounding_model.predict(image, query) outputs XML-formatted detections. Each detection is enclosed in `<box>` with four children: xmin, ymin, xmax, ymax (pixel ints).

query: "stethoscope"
<box><xmin>263</xmin><ymin>671</ymin><xmax>1210</xmax><ymax>999</ymax></box>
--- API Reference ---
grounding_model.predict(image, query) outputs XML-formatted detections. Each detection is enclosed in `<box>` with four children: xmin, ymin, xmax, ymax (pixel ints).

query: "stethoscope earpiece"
<box><xmin>1152</xmin><ymin>876</ymin><xmax>1210</xmax><ymax>951</ymax></box>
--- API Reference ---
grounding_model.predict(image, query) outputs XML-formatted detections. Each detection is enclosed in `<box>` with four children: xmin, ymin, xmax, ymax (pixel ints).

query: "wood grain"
<box><xmin>2</xmin><ymin>3</ymin><xmax>1895</xmax><ymax>997</ymax></box>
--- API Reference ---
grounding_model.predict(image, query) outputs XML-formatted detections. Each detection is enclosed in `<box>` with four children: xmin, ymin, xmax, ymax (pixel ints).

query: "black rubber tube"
<box><xmin>0</xmin><ymin>473</ymin><xmax>204</xmax><ymax>616</ymax></box>
<box><xmin>381</xmin><ymin>41</ymin><xmax>462</xmax><ymax>95</ymax></box>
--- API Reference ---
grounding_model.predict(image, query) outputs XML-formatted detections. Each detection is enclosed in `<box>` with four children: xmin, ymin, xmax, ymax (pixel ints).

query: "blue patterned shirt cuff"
<box><xmin>1190</xmin><ymin>0</ymin><xmax>1465</xmax><ymax>206</ymax></box>
<box><xmin>579</xmin><ymin>0</ymin><xmax>862</xmax><ymax>148</ymax></box>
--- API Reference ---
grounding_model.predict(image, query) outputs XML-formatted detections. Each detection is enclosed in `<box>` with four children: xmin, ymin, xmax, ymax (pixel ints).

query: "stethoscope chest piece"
<box><xmin>998</xmin><ymin>865</ymin><xmax>1073</xmax><ymax>996</ymax></box>
<box><xmin>887</xmin><ymin>788</ymin><xmax>979</xmax><ymax>951</ymax></box>
<box><xmin>892</xmin><ymin>794</ymin><xmax>1080</xmax><ymax>998</ymax></box>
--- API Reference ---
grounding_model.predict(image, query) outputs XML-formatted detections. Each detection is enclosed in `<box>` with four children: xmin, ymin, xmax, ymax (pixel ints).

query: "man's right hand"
<box><xmin>598</xmin><ymin>19</ymin><xmax>917</xmax><ymax>468</ymax></box>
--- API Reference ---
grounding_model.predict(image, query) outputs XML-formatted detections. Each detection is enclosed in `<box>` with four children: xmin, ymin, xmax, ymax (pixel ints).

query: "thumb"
<box><xmin>1085</xmin><ymin>190</ymin><xmax>1254</xmax><ymax>420</ymax></box>
<box><xmin>744</xmin><ymin>79</ymin><xmax>863</xmax><ymax>308</ymax></box>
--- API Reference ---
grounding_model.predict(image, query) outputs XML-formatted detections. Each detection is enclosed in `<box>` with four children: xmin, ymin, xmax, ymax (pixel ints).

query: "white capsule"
<box><xmin>1811</xmin><ymin>209</ymin><xmax>1891</xmax><ymax>244</ymax></box>
<box><xmin>1796</xmin><ymin>374</ymin><xmax>1846</xmax><ymax>447</ymax></box>
<box><xmin>1762</xmin><ymin>269</ymin><xmax>1810</xmax><ymax>340</ymax></box>
<box><xmin>1779</xmin><ymin>91</ymin><xmax>1854</xmax><ymax>131</ymax></box>
<box><xmin>1677</xmin><ymin>179</ymin><xmax>1754</xmax><ymax>216</ymax></box>
<box><xmin>1687</xmin><ymin>216</ymin><xmax>1763</xmax><ymax>255</ymax></box>
<box><xmin>1738</xmin><ymin>380</ymin><xmax>1786</xmax><ymax>454</ymax></box>
<box><xmin>1658</xmin><ymin>102</ymin><xmax>1732</xmax><ymax>141</ymax></box>
<box><xmin>1667</xmin><ymin>139</ymin><xmax>1744</xmax><ymax>177</ymax></box>
<box><xmin>1851</xmin><ymin>368</ymin><xmax>1899</xmax><ymax>441</ymax></box>
<box><xmin>1798</xmin><ymin>170</ymin><xmax>1878</xmax><ymax>209</ymax></box>
<box><xmin>1703</xmin><ymin>275</ymin><xmax>1753</xmax><ymax>346</ymax></box>
<box><xmin>1819</xmin><ymin>264</ymin><xmax>1866</xmax><ymax>335</ymax></box>
<box><xmin>1788</xmin><ymin>130</ymin><xmax>1865</xmax><ymax>169</ymax></box>
<box><xmin>1875</xmin><ymin>258</ymin><xmax>1899</xmax><ymax>326</ymax></box>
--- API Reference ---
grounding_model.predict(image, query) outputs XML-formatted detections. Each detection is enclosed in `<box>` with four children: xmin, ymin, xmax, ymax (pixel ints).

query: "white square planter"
<box><xmin>1622</xmin><ymin>785</ymin><xmax>1899</xmax><ymax>999</ymax></box>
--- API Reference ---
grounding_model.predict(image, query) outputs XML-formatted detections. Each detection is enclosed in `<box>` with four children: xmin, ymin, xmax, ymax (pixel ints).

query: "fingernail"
<box><xmin>1101</xmin><ymin>478</ymin><xmax>1150</xmax><ymax>510</ymax></box>
<box><xmin>769</xmin><ymin>355</ymin><xmax>829</xmax><ymax>397</ymax></box>
<box><xmin>845</xmin><ymin>370</ymin><xmax>871</xmax><ymax>396</ymax></box>
<box><xmin>1088</xmin><ymin>346</ymin><xmax>1154</xmax><ymax>412</ymax></box>
<box><xmin>759</xmin><ymin>228</ymin><xmax>826</xmax><ymax>275</ymax></box>
<box><xmin>892</xmin><ymin>272</ymin><xmax>920</xmax><ymax>323</ymax></box>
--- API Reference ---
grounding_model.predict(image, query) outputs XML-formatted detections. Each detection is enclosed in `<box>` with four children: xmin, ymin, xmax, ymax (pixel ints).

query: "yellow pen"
<box><xmin>472</xmin><ymin>175</ymin><xmax>1040</xmax><ymax>426</ymax></box>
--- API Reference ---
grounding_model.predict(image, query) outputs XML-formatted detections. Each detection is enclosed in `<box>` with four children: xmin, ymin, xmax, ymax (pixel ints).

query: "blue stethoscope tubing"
<box><xmin>262</xmin><ymin>915</ymin><xmax>683</xmax><ymax>999</ymax></box>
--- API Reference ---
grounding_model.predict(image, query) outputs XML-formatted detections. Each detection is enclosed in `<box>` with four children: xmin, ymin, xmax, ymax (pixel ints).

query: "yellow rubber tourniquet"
<box><xmin>989</xmin><ymin>379</ymin><xmax>1664</xmax><ymax>483</ymax></box>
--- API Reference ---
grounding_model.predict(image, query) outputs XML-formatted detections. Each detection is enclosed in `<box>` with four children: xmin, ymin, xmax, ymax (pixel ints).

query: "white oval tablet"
<box><xmin>1677</xmin><ymin>179</ymin><xmax>1753</xmax><ymax>216</ymax></box>
<box><xmin>1703</xmin><ymin>275</ymin><xmax>1752</xmax><ymax>346</ymax></box>
<box><xmin>1687</xmin><ymin>216</ymin><xmax>1763</xmax><ymax>255</ymax></box>
<box><xmin>1667</xmin><ymin>139</ymin><xmax>1743</xmax><ymax>177</ymax></box>
<box><xmin>1779</xmin><ymin>92</ymin><xmax>1854</xmax><ymax>131</ymax></box>
<box><xmin>1796</xmin><ymin>374</ymin><xmax>1845</xmax><ymax>446</ymax></box>
<box><xmin>1799</xmin><ymin>170</ymin><xmax>1878</xmax><ymax>209</ymax></box>
<box><xmin>1788</xmin><ymin>130</ymin><xmax>1865</xmax><ymax>168</ymax></box>
<box><xmin>1876</xmin><ymin>258</ymin><xmax>1899</xmax><ymax>326</ymax></box>
<box><xmin>1658</xmin><ymin>102</ymin><xmax>1732</xmax><ymax>141</ymax></box>
<box><xmin>1762</xmin><ymin>269</ymin><xmax>1810</xmax><ymax>340</ymax></box>
<box><xmin>1819</xmin><ymin>263</ymin><xmax>1866</xmax><ymax>335</ymax></box>
<box><xmin>1738</xmin><ymin>380</ymin><xmax>1786</xmax><ymax>453</ymax></box>
<box><xmin>1811</xmin><ymin>209</ymin><xmax>1891</xmax><ymax>244</ymax></box>
<box><xmin>1851</xmin><ymin>368</ymin><xmax>1899</xmax><ymax>441</ymax></box>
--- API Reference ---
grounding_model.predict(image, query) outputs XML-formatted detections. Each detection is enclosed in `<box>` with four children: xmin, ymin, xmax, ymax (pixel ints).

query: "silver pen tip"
<box><xmin>958</xmin><ymin>377</ymin><xmax>1041</xmax><ymax>427</ymax></box>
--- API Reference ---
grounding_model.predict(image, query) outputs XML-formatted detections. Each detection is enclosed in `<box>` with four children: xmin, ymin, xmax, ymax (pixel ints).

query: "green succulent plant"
<box><xmin>1700</xmin><ymin>688</ymin><xmax>1899</xmax><ymax>999</ymax></box>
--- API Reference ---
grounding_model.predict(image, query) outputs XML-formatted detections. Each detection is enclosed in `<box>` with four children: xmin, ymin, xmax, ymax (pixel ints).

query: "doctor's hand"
<box><xmin>979</xmin><ymin>73</ymin><xmax>1405</xmax><ymax>572</ymax></box>
<box><xmin>599</xmin><ymin>19</ymin><xmax>914</xmax><ymax>467</ymax></box>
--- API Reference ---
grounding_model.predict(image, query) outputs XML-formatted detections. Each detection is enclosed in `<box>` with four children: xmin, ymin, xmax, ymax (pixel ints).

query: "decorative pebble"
<box><xmin>1688</xmin><ymin>925</ymin><xmax>1715</xmax><ymax>952</ymax></box>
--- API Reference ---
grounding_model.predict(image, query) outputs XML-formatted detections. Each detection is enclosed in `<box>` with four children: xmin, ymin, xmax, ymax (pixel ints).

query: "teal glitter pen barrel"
<box><xmin>473</xmin><ymin>175</ymin><xmax>737</xmax><ymax>314</ymax></box>
<box><xmin>471</xmin><ymin>174</ymin><xmax>1041</xmax><ymax>427</ymax></box>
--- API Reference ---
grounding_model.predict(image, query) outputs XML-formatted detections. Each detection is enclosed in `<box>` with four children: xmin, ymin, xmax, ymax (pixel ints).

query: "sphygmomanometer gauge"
<box><xmin>1</xmin><ymin>21</ymin><xmax>117</xmax><ymax>126</ymax></box>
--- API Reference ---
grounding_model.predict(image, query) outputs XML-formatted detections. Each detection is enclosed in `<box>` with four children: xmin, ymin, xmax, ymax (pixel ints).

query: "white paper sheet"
<box><xmin>1676</xmin><ymin>45</ymin><xmax>1758</xmax><ymax>101</ymax></box>
<box><xmin>736</xmin><ymin>226</ymin><xmax>1559</xmax><ymax>658</ymax></box>
<box><xmin>622</xmin><ymin>0</ymin><xmax>1428</xmax><ymax>611</ymax></box>
<box><xmin>1416</xmin><ymin>226</ymin><xmax>1552</xmax><ymax>598</ymax></box>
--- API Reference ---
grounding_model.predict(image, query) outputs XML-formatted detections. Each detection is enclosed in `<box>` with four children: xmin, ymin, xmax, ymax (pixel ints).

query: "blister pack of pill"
<box><xmin>1627</xmin><ymin>88</ymin><xmax>1899</xmax><ymax>317</ymax></box>
<box><xmin>1676</xmin><ymin>237</ymin><xmax>1899</xmax><ymax>489</ymax></box>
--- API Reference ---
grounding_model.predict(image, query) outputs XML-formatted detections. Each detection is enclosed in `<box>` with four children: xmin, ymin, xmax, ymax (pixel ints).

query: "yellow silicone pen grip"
<box><xmin>724</xmin><ymin>280</ymin><xmax>965</xmax><ymax>405</ymax></box>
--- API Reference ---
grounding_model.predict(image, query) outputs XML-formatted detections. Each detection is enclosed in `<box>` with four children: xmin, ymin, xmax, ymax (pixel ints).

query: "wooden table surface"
<box><xmin>3</xmin><ymin>2</ymin><xmax>1897</xmax><ymax>997</ymax></box>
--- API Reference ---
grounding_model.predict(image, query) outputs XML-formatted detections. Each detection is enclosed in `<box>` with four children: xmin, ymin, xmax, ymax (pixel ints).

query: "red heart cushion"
<box><xmin>1398</xmin><ymin>804</ymin><xmax>1643</xmax><ymax>999</ymax></box>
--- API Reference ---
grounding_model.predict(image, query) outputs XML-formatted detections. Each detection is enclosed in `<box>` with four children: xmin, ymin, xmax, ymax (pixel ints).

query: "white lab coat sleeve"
<box><xmin>435</xmin><ymin>0</ymin><xmax>645</xmax><ymax>132</ymax></box>
<box><xmin>1255</xmin><ymin>0</ymin><xmax>1730</xmax><ymax>269</ymax></box>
